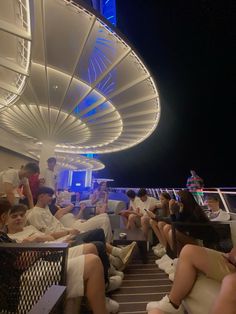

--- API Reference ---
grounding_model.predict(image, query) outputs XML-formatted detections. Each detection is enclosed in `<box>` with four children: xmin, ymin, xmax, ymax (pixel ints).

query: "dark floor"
<box><xmin>111</xmin><ymin>249</ymin><xmax>172</xmax><ymax>314</ymax></box>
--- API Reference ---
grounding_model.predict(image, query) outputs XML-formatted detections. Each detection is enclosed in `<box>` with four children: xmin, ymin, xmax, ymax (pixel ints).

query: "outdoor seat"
<box><xmin>0</xmin><ymin>242</ymin><xmax>68</xmax><ymax>314</ymax></box>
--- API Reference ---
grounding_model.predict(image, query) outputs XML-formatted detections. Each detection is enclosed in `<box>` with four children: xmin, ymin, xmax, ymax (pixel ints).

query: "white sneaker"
<box><xmin>159</xmin><ymin>260</ymin><xmax>173</xmax><ymax>271</ymax></box>
<box><xmin>146</xmin><ymin>295</ymin><xmax>184</xmax><ymax>313</ymax></box>
<box><xmin>152</xmin><ymin>243</ymin><xmax>163</xmax><ymax>251</ymax></box>
<box><xmin>154</xmin><ymin>247</ymin><xmax>166</xmax><ymax>257</ymax></box>
<box><xmin>106</xmin><ymin>275</ymin><xmax>122</xmax><ymax>292</ymax></box>
<box><xmin>169</xmin><ymin>272</ymin><xmax>175</xmax><ymax>281</ymax></box>
<box><xmin>155</xmin><ymin>254</ymin><xmax>172</xmax><ymax>266</ymax></box>
<box><xmin>106</xmin><ymin>297</ymin><xmax>119</xmax><ymax>313</ymax></box>
<box><xmin>165</xmin><ymin>264</ymin><xmax>175</xmax><ymax>275</ymax></box>
<box><xmin>119</xmin><ymin>241</ymin><xmax>137</xmax><ymax>268</ymax></box>
<box><xmin>109</xmin><ymin>264</ymin><xmax>124</xmax><ymax>279</ymax></box>
<box><xmin>109</xmin><ymin>255</ymin><xmax>123</xmax><ymax>271</ymax></box>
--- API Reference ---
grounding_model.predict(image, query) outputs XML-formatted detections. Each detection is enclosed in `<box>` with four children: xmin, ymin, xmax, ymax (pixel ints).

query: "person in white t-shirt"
<box><xmin>205</xmin><ymin>195</ymin><xmax>230</xmax><ymax>221</ymax></box>
<box><xmin>128</xmin><ymin>188</ymin><xmax>161</xmax><ymax>238</ymax></box>
<box><xmin>39</xmin><ymin>157</ymin><xmax>58</xmax><ymax>190</ymax></box>
<box><xmin>0</xmin><ymin>163</ymin><xmax>39</xmax><ymax>209</ymax></box>
<box><xmin>39</xmin><ymin>157</ymin><xmax>59</xmax><ymax>214</ymax></box>
<box><xmin>5</xmin><ymin>203</ymin><xmax>118</xmax><ymax>314</ymax></box>
<box><xmin>118</xmin><ymin>190</ymin><xmax>141</xmax><ymax>227</ymax></box>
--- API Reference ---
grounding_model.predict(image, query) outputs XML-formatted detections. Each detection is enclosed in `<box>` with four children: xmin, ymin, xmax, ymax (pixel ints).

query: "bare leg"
<box><xmin>127</xmin><ymin>214</ymin><xmax>139</xmax><ymax>230</ymax></box>
<box><xmin>168</xmin><ymin>244</ymin><xmax>209</xmax><ymax>306</ymax></box>
<box><xmin>150</xmin><ymin>219</ymin><xmax>166</xmax><ymax>246</ymax></box>
<box><xmin>158</xmin><ymin>222</ymin><xmax>168</xmax><ymax>247</ymax></box>
<box><xmin>210</xmin><ymin>273</ymin><xmax>236</xmax><ymax>314</ymax></box>
<box><xmin>141</xmin><ymin>216</ymin><xmax>150</xmax><ymax>239</ymax></box>
<box><xmin>82</xmin><ymin>243</ymin><xmax>98</xmax><ymax>255</ymax></box>
<box><xmin>163</xmin><ymin>224</ymin><xmax>172</xmax><ymax>248</ymax></box>
<box><xmin>119</xmin><ymin>211</ymin><xmax>130</xmax><ymax>228</ymax></box>
<box><xmin>84</xmin><ymin>254</ymin><xmax>108</xmax><ymax>314</ymax></box>
<box><xmin>148</xmin><ymin>310</ymin><xmax>164</xmax><ymax>314</ymax></box>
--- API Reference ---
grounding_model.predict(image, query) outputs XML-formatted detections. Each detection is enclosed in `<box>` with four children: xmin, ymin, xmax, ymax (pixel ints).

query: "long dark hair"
<box><xmin>160</xmin><ymin>192</ymin><xmax>171</xmax><ymax>216</ymax></box>
<box><xmin>178</xmin><ymin>190</ymin><xmax>209</xmax><ymax>222</ymax></box>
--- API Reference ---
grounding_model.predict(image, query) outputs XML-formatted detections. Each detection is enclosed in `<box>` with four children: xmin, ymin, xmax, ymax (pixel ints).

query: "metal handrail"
<box><xmin>110</xmin><ymin>187</ymin><xmax>236</xmax><ymax>213</ymax></box>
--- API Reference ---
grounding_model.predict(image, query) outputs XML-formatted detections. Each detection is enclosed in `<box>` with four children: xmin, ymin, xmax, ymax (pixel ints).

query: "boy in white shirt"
<box><xmin>205</xmin><ymin>195</ymin><xmax>230</xmax><ymax>221</ymax></box>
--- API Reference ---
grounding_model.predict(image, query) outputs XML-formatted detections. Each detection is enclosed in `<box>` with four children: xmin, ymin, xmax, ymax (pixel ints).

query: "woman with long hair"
<box><xmin>163</xmin><ymin>189</ymin><xmax>209</xmax><ymax>253</ymax></box>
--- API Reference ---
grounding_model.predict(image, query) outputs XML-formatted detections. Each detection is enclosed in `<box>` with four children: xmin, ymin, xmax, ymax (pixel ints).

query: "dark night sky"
<box><xmin>97</xmin><ymin>0</ymin><xmax>235</xmax><ymax>188</ymax></box>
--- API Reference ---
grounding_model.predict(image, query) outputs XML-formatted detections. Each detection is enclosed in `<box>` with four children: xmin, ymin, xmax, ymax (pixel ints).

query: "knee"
<box><xmin>83</xmin><ymin>243</ymin><xmax>98</xmax><ymax>255</ymax></box>
<box><xmin>158</xmin><ymin>221</ymin><xmax>165</xmax><ymax>229</ymax></box>
<box><xmin>128</xmin><ymin>214</ymin><xmax>135</xmax><ymax>221</ymax></box>
<box><xmin>85</xmin><ymin>254</ymin><xmax>103</xmax><ymax>272</ymax></box>
<box><xmin>163</xmin><ymin>224</ymin><xmax>171</xmax><ymax>234</ymax></box>
<box><xmin>179</xmin><ymin>244</ymin><xmax>198</xmax><ymax>259</ymax></box>
<box><xmin>84</xmin><ymin>254</ymin><xmax>104</xmax><ymax>279</ymax></box>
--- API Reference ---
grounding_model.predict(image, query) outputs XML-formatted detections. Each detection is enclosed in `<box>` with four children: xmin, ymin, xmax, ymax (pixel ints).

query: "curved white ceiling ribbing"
<box><xmin>0</xmin><ymin>0</ymin><xmax>31</xmax><ymax>111</ymax></box>
<box><xmin>0</xmin><ymin>0</ymin><xmax>160</xmax><ymax>154</ymax></box>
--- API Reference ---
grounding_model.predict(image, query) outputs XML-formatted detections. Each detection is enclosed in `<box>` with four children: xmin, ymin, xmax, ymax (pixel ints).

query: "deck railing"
<box><xmin>110</xmin><ymin>187</ymin><xmax>236</xmax><ymax>214</ymax></box>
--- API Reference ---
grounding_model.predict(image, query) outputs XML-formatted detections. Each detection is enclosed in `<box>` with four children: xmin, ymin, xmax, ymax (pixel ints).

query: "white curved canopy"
<box><xmin>0</xmin><ymin>0</ymin><xmax>31</xmax><ymax>110</ymax></box>
<box><xmin>0</xmin><ymin>0</ymin><xmax>160</xmax><ymax>155</ymax></box>
<box><xmin>29</xmin><ymin>151</ymin><xmax>105</xmax><ymax>171</ymax></box>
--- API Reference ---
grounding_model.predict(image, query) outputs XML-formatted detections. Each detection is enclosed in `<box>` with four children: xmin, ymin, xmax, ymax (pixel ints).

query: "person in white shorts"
<box><xmin>2</xmin><ymin>201</ymin><xmax>119</xmax><ymax>314</ymax></box>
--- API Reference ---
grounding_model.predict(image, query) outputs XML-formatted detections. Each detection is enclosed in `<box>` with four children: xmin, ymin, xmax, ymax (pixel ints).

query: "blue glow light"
<box><xmin>92</xmin><ymin>0</ymin><xmax>116</xmax><ymax>26</ymax></box>
<box><xmin>101</xmin><ymin>0</ymin><xmax>116</xmax><ymax>26</ymax></box>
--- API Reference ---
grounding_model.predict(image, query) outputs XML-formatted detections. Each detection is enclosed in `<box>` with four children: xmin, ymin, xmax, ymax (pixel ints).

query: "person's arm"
<box><xmin>147</xmin><ymin>198</ymin><xmax>161</xmax><ymax>212</ymax></box>
<box><xmin>3</xmin><ymin>182</ymin><xmax>15</xmax><ymax>205</ymax></box>
<box><xmin>23</xmin><ymin>182</ymin><xmax>34</xmax><ymax>209</ymax></box>
<box><xmin>104</xmin><ymin>191</ymin><xmax>108</xmax><ymax>204</ymax></box>
<box><xmin>90</xmin><ymin>191</ymin><xmax>98</xmax><ymax>205</ymax></box>
<box><xmin>22</xmin><ymin>234</ymin><xmax>55</xmax><ymax>243</ymax></box>
<box><xmin>48</xmin><ymin>229</ymin><xmax>70</xmax><ymax>239</ymax></box>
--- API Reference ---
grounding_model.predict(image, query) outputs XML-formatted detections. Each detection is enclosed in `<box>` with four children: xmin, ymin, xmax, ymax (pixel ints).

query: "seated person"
<box><xmin>127</xmin><ymin>188</ymin><xmax>161</xmax><ymax>239</ymax></box>
<box><xmin>27</xmin><ymin>187</ymin><xmax>136</xmax><ymax>273</ymax></box>
<box><xmin>0</xmin><ymin>199</ymin><xmax>118</xmax><ymax>314</ymax></box>
<box><xmin>90</xmin><ymin>181</ymin><xmax>108</xmax><ymax>215</ymax></box>
<box><xmin>118</xmin><ymin>189</ymin><xmax>142</xmax><ymax>227</ymax></box>
<box><xmin>146</xmin><ymin>244</ymin><xmax>236</xmax><ymax>314</ymax></box>
<box><xmin>149</xmin><ymin>192</ymin><xmax>172</xmax><ymax>257</ymax></box>
<box><xmin>153</xmin><ymin>190</ymin><xmax>209</xmax><ymax>263</ymax></box>
<box><xmin>27</xmin><ymin>186</ymin><xmax>113</xmax><ymax>242</ymax></box>
<box><xmin>204</xmin><ymin>194</ymin><xmax>230</xmax><ymax>221</ymax></box>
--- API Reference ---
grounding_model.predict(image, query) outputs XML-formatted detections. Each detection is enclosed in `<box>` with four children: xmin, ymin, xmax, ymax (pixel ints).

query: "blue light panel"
<box><xmin>101</xmin><ymin>0</ymin><xmax>117</xmax><ymax>26</ymax></box>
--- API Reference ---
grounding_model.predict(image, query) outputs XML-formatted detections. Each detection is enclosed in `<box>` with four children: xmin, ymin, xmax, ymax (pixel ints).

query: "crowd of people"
<box><xmin>0</xmin><ymin>159</ymin><xmax>136</xmax><ymax>313</ymax></box>
<box><xmin>120</xmin><ymin>185</ymin><xmax>235</xmax><ymax>314</ymax></box>
<box><xmin>0</xmin><ymin>163</ymin><xmax>235</xmax><ymax>313</ymax></box>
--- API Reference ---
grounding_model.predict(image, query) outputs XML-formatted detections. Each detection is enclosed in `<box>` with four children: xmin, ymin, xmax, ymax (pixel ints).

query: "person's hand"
<box><xmin>169</xmin><ymin>199</ymin><xmax>180</xmax><ymax>214</ymax></box>
<box><xmin>64</xmin><ymin>234</ymin><xmax>76</xmax><ymax>245</ymax></box>
<box><xmin>68</xmin><ymin>229</ymin><xmax>80</xmax><ymax>236</ymax></box>
<box><xmin>146</xmin><ymin>209</ymin><xmax>156</xmax><ymax>219</ymax></box>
